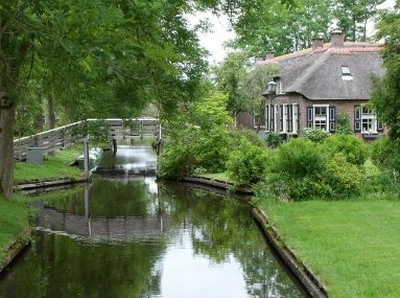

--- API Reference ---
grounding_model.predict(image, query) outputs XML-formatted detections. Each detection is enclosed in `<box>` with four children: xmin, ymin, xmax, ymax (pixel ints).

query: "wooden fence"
<box><xmin>13</xmin><ymin>118</ymin><xmax>160</xmax><ymax>160</ymax></box>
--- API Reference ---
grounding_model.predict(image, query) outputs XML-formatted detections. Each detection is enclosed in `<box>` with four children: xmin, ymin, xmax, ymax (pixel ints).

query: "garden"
<box><xmin>157</xmin><ymin>92</ymin><xmax>400</xmax><ymax>298</ymax></box>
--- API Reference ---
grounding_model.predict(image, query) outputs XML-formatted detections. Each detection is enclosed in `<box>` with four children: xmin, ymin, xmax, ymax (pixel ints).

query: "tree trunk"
<box><xmin>0</xmin><ymin>100</ymin><xmax>16</xmax><ymax>199</ymax></box>
<box><xmin>48</xmin><ymin>93</ymin><xmax>56</xmax><ymax>129</ymax></box>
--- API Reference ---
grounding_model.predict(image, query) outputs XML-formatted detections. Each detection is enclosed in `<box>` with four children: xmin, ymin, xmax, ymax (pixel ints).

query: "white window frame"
<box><xmin>281</xmin><ymin>103</ymin><xmax>299</xmax><ymax>134</ymax></box>
<box><xmin>313</xmin><ymin>105</ymin><xmax>329</xmax><ymax>132</ymax></box>
<box><xmin>361</xmin><ymin>107</ymin><xmax>378</xmax><ymax>134</ymax></box>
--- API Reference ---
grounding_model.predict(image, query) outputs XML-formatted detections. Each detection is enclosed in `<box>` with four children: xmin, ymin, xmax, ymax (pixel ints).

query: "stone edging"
<box><xmin>252</xmin><ymin>208</ymin><xmax>328</xmax><ymax>298</ymax></box>
<box><xmin>14</xmin><ymin>177</ymin><xmax>88</xmax><ymax>192</ymax></box>
<box><xmin>182</xmin><ymin>176</ymin><xmax>253</xmax><ymax>194</ymax></box>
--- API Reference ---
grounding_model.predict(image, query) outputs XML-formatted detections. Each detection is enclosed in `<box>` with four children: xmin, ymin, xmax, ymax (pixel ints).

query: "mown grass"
<box><xmin>1</xmin><ymin>145</ymin><xmax>85</xmax><ymax>267</ymax></box>
<box><xmin>0</xmin><ymin>194</ymin><xmax>30</xmax><ymax>266</ymax></box>
<box><xmin>260</xmin><ymin>199</ymin><xmax>400</xmax><ymax>298</ymax></box>
<box><xmin>13</xmin><ymin>145</ymin><xmax>84</xmax><ymax>184</ymax></box>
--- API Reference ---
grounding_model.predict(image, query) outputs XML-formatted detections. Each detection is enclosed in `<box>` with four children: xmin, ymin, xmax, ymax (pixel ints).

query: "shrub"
<box><xmin>322</xmin><ymin>153</ymin><xmax>363</xmax><ymax>198</ymax></box>
<box><xmin>302</xmin><ymin>127</ymin><xmax>330</xmax><ymax>143</ymax></box>
<box><xmin>230</xmin><ymin>128</ymin><xmax>265</xmax><ymax>148</ymax></box>
<box><xmin>274</xmin><ymin>138</ymin><xmax>325</xmax><ymax>179</ymax></box>
<box><xmin>158</xmin><ymin>142</ymin><xmax>194</xmax><ymax>179</ymax></box>
<box><xmin>226</xmin><ymin>140</ymin><xmax>269</xmax><ymax>185</ymax></box>
<box><xmin>190</xmin><ymin>126</ymin><xmax>232</xmax><ymax>173</ymax></box>
<box><xmin>266</xmin><ymin>132</ymin><xmax>281</xmax><ymax>148</ymax></box>
<box><xmin>369</xmin><ymin>137</ymin><xmax>400</xmax><ymax>192</ymax></box>
<box><xmin>335</xmin><ymin>113</ymin><xmax>352</xmax><ymax>135</ymax></box>
<box><xmin>322</xmin><ymin>134</ymin><xmax>368</xmax><ymax>167</ymax></box>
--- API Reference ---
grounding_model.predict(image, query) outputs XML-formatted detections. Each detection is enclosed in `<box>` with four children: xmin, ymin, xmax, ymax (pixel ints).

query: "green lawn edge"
<box><xmin>260</xmin><ymin>199</ymin><xmax>400</xmax><ymax>298</ymax></box>
<box><xmin>1</xmin><ymin>145</ymin><xmax>86</xmax><ymax>268</ymax></box>
<box><xmin>192</xmin><ymin>172</ymin><xmax>400</xmax><ymax>297</ymax></box>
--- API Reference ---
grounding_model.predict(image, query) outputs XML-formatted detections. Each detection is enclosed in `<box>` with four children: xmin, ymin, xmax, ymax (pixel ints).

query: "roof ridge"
<box><xmin>261</xmin><ymin>41</ymin><xmax>383</xmax><ymax>64</ymax></box>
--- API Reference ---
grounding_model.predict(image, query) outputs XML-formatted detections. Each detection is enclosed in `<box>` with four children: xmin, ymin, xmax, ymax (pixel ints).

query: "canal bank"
<box><xmin>1</xmin><ymin>174</ymin><xmax>327</xmax><ymax>298</ymax></box>
<box><xmin>183</xmin><ymin>175</ymin><xmax>328</xmax><ymax>298</ymax></box>
<box><xmin>2</xmin><ymin>142</ymin><xmax>326</xmax><ymax>298</ymax></box>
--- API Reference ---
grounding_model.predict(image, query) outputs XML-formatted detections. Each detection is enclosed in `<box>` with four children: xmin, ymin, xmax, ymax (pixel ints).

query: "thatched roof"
<box><xmin>259</xmin><ymin>38</ymin><xmax>385</xmax><ymax>100</ymax></box>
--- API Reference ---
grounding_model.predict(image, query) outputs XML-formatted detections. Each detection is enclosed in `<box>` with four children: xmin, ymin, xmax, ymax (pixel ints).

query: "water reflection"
<box><xmin>0</xmin><ymin>145</ymin><xmax>306</xmax><ymax>298</ymax></box>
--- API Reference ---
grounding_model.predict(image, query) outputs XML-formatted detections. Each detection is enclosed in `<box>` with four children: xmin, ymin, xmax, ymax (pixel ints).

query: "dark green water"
<box><xmin>0</xmin><ymin>146</ymin><xmax>306</xmax><ymax>298</ymax></box>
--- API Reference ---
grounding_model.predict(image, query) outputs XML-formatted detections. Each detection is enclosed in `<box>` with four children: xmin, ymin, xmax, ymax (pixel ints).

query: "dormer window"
<box><xmin>341</xmin><ymin>66</ymin><xmax>353</xmax><ymax>81</ymax></box>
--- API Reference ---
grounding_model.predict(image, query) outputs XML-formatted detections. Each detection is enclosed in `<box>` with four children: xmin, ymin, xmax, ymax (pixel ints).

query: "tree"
<box><xmin>232</xmin><ymin>0</ymin><xmax>332</xmax><ymax>56</ymax></box>
<box><xmin>332</xmin><ymin>0</ymin><xmax>385</xmax><ymax>41</ymax></box>
<box><xmin>213</xmin><ymin>52</ymin><xmax>250</xmax><ymax>117</ymax></box>
<box><xmin>370</xmin><ymin>3</ymin><xmax>400</xmax><ymax>140</ymax></box>
<box><xmin>240</xmin><ymin>63</ymin><xmax>281</xmax><ymax>131</ymax></box>
<box><xmin>0</xmin><ymin>0</ymin><xmax>209</xmax><ymax>199</ymax></box>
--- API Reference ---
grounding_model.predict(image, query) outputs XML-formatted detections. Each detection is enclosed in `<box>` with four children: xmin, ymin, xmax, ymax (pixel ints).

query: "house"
<box><xmin>237</xmin><ymin>31</ymin><xmax>386</xmax><ymax>140</ymax></box>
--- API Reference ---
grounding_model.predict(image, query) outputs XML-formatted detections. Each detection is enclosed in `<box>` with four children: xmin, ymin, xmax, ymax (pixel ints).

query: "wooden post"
<box><xmin>83</xmin><ymin>136</ymin><xmax>90</xmax><ymax>180</ymax></box>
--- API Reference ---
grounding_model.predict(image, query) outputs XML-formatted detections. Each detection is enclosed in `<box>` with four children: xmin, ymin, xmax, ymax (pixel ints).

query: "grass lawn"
<box><xmin>260</xmin><ymin>199</ymin><xmax>400</xmax><ymax>298</ymax></box>
<box><xmin>1</xmin><ymin>145</ymin><xmax>85</xmax><ymax>266</ymax></box>
<box><xmin>13</xmin><ymin>145</ymin><xmax>85</xmax><ymax>184</ymax></box>
<box><xmin>0</xmin><ymin>196</ymin><xmax>30</xmax><ymax>266</ymax></box>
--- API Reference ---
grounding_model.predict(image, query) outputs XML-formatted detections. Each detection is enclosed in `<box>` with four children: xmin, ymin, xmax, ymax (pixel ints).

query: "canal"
<box><xmin>0</xmin><ymin>145</ymin><xmax>306</xmax><ymax>298</ymax></box>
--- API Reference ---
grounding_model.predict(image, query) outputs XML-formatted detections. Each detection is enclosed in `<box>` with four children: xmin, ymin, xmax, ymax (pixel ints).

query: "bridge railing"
<box><xmin>13</xmin><ymin>118</ymin><xmax>160</xmax><ymax>160</ymax></box>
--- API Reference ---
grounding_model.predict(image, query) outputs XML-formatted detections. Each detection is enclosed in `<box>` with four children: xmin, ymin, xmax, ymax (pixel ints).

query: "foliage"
<box><xmin>226</xmin><ymin>140</ymin><xmax>269</xmax><ymax>185</ymax></box>
<box><xmin>225</xmin><ymin>0</ymin><xmax>386</xmax><ymax>57</ymax></box>
<box><xmin>158</xmin><ymin>92</ymin><xmax>234</xmax><ymax>179</ymax></box>
<box><xmin>322</xmin><ymin>134</ymin><xmax>368</xmax><ymax>167</ymax></box>
<box><xmin>302</xmin><ymin>127</ymin><xmax>331</xmax><ymax>143</ymax></box>
<box><xmin>231</xmin><ymin>0</ymin><xmax>332</xmax><ymax>56</ymax></box>
<box><xmin>213</xmin><ymin>52</ymin><xmax>250</xmax><ymax>116</ymax></box>
<box><xmin>322</xmin><ymin>153</ymin><xmax>363</xmax><ymax>197</ymax></box>
<box><xmin>335</xmin><ymin>113</ymin><xmax>352</xmax><ymax>135</ymax></box>
<box><xmin>371</xmin><ymin>6</ymin><xmax>400</xmax><ymax>141</ymax></box>
<box><xmin>275</xmin><ymin>138</ymin><xmax>326</xmax><ymax>179</ymax></box>
<box><xmin>369</xmin><ymin>137</ymin><xmax>400</xmax><ymax>192</ymax></box>
<box><xmin>332</xmin><ymin>0</ymin><xmax>385</xmax><ymax>42</ymax></box>
<box><xmin>261</xmin><ymin>137</ymin><xmax>364</xmax><ymax>201</ymax></box>
<box><xmin>242</xmin><ymin>63</ymin><xmax>281</xmax><ymax>131</ymax></box>
<box><xmin>229</xmin><ymin>128</ymin><xmax>266</xmax><ymax>148</ymax></box>
<box><xmin>266</xmin><ymin>132</ymin><xmax>282</xmax><ymax>148</ymax></box>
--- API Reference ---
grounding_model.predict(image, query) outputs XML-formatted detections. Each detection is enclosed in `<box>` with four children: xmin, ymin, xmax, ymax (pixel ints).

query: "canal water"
<box><xmin>0</xmin><ymin>145</ymin><xmax>306</xmax><ymax>298</ymax></box>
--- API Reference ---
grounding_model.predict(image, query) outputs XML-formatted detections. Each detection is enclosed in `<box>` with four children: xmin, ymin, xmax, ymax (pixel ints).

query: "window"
<box><xmin>341</xmin><ymin>65</ymin><xmax>353</xmax><ymax>81</ymax></box>
<box><xmin>307</xmin><ymin>105</ymin><xmax>335</xmax><ymax>132</ymax></box>
<box><xmin>354</xmin><ymin>106</ymin><xmax>381</xmax><ymax>133</ymax></box>
<box><xmin>265</xmin><ymin>104</ymin><xmax>277</xmax><ymax>132</ymax></box>
<box><xmin>314</xmin><ymin>105</ymin><xmax>328</xmax><ymax>130</ymax></box>
<box><xmin>280</xmin><ymin>104</ymin><xmax>299</xmax><ymax>134</ymax></box>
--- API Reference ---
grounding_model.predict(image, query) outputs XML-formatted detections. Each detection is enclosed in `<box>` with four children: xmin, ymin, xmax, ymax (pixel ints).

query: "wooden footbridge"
<box><xmin>13</xmin><ymin>117</ymin><xmax>161</xmax><ymax>160</ymax></box>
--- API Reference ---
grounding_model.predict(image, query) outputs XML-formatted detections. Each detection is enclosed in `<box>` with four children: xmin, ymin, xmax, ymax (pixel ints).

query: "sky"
<box><xmin>195</xmin><ymin>0</ymin><xmax>396</xmax><ymax>64</ymax></box>
<box><xmin>193</xmin><ymin>12</ymin><xmax>236</xmax><ymax>64</ymax></box>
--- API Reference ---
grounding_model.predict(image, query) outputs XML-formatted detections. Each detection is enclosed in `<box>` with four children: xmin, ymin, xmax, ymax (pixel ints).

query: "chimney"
<box><xmin>312</xmin><ymin>33</ymin><xmax>325</xmax><ymax>49</ymax></box>
<box><xmin>265</xmin><ymin>51</ymin><xmax>274</xmax><ymax>60</ymax></box>
<box><xmin>330</xmin><ymin>30</ymin><xmax>344</xmax><ymax>47</ymax></box>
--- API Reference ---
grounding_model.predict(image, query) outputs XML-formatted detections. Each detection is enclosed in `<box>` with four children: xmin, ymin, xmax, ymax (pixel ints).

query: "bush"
<box><xmin>266</xmin><ymin>132</ymin><xmax>281</xmax><ymax>148</ymax></box>
<box><xmin>335</xmin><ymin>113</ymin><xmax>352</xmax><ymax>135</ymax></box>
<box><xmin>369</xmin><ymin>137</ymin><xmax>400</xmax><ymax>192</ymax></box>
<box><xmin>274</xmin><ymin>138</ymin><xmax>325</xmax><ymax>179</ymax></box>
<box><xmin>226</xmin><ymin>140</ymin><xmax>269</xmax><ymax>185</ymax></box>
<box><xmin>230</xmin><ymin>128</ymin><xmax>265</xmax><ymax>148</ymax></box>
<box><xmin>190</xmin><ymin>126</ymin><xmax>232</xmax><ymax>173</ymax></box>
<box><xmin>322</xmin><ymin>134</ymin><xmax>368</xmax><ymax>167</ymax></box>
<box><xmin>302</xmin><ymin>127</ymin><xmax>330</xmax><ymax>143</ymax></box>
<box><xmin>322</xmin><ymin>153</ymin><xmax>363</xmax><ymax>198</ymax></box>
<box><xmin>158</xmin><ymin>142</ymin><xmax>194</xmax><ymax>179</ymax></box>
